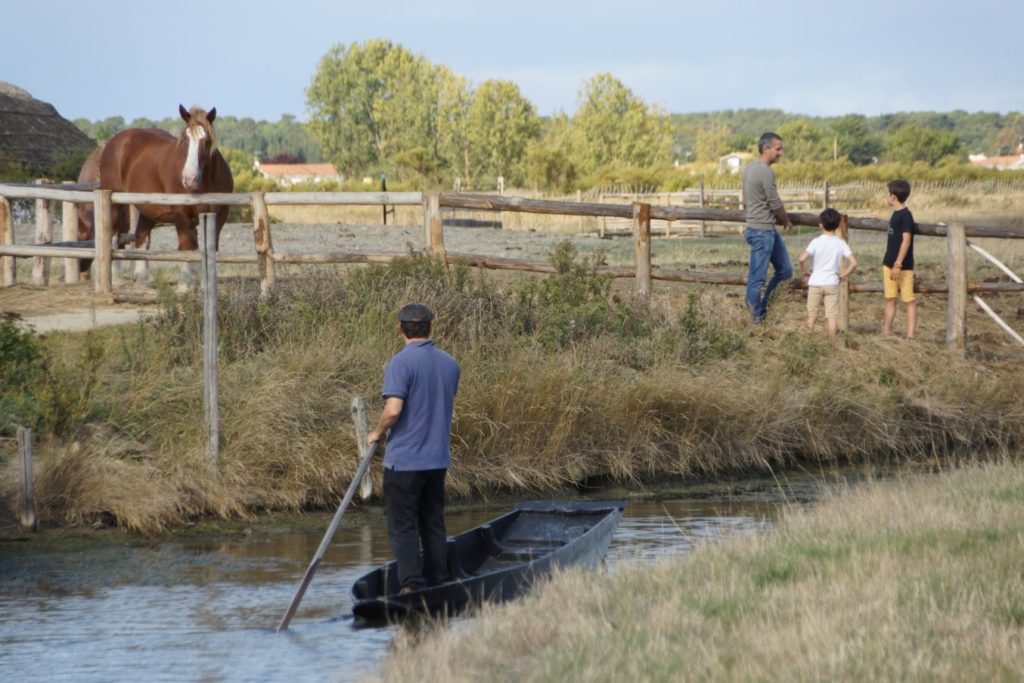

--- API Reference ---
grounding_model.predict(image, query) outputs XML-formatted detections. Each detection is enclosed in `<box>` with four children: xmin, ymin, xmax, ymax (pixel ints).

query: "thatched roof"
<box><xmin>0</xmin><ymin>81</ymin><xmax>95</xmax><ymax>174</ymax></box>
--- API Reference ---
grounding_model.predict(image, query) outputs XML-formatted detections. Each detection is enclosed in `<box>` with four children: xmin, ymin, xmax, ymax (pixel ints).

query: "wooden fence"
<box><xmin>2</xmin><ymin>183</ymin><xmax>1023</xmax><ymax>356</ymax></box>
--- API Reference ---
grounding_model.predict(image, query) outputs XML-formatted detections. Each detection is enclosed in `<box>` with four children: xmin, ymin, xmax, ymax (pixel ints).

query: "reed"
<box><xmin>1</xmin><ymin>243</ymin><xmax>1022</xmax><ymax>533</ymax></box>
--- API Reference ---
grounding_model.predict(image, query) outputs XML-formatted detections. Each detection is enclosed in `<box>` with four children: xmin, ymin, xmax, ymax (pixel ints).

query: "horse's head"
<box><xmin>178</xmin><ymin>104</ymin><xmax>218</xmax><ymax>191</ymax></box>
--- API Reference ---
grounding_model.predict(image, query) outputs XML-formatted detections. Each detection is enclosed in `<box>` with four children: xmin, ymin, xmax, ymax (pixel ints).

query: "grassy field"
<box><xmin>374</xmin><ymin>462</ymin><xmax>1024</xmax><ymax>682</ymax></box>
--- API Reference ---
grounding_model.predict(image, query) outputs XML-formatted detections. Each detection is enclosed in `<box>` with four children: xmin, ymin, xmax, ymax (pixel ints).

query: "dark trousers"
<box><xmin>383</xmin><ymin>467</ymin><xmax>448</xmax><ymax>590</ymax></box>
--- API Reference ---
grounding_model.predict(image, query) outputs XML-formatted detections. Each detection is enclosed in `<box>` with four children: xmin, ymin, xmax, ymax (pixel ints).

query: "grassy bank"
<box><xmin>374</xmin><ymin>462</ymin><xmax>1024</xmax><ymax>682</ymax></box>
<box><xmin>1</xmin><ymin>242</ymin><xmax>1022</xmax><ymax>534</ymax></box>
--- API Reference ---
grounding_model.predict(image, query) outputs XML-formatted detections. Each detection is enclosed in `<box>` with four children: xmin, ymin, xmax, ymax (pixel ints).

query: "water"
<box><xmin>0</xmin><ymin>474</ymin><xmax>827</xmax><ymax>682</ymax></box>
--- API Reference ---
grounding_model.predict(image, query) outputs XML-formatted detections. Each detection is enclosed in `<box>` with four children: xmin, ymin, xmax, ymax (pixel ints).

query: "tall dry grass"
<box><xmin>374</xmin><ymin>462</ymin><xmax>1024</xmax><ymax>682</ymax></box>
<box><xmin>2</xmin><ymin>238</ymin><xmax>1023</xmax><ymax>533</ymax></box>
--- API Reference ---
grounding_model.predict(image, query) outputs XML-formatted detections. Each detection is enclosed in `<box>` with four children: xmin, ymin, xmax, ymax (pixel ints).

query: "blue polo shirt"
<box><xmin>381</xmin><ymin>340</ymin><xmax>460</xmax><ymax>471</ymax></box>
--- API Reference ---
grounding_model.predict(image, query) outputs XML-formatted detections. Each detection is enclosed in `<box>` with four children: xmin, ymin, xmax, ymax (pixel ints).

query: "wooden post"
<box><xmin>61</xmin><ymin>184</ymin><xmax>80</xmax><ymax>284</ymax></box>
<box><xmin>633</xmin><ymin>202</ymin><xmax>652</xmax><ymax>301</ymax></box>
<box><xmin>18</xmin><ymin>426</ymin><xmax>37</xmax><ymax>532</ymax></box>
<box><xmin>351</xmin><ymin>397</ymin><xmax>372</xmax><ymax>500</ymax></box>
<box><xmin>576</xmin><ymin>189</ymin><xmax>583</xmax><ymax>233</ymax></box>
<box><xmin>200</xmin><ymin>212</ymin><xmax>220</xmax><ymax>462</ymax></box>
<box><xmin>699</xmin><ymin>180</ymin><xmax>706</xmax><ymax>238</ymax></box>
<box><xmin>1</xmin><ymin>195</ymin><xmax>13</xmax><ymax>287</ymax></box>
<box><xmin>823</xmin><ymin>179</ymin><xmax>830</xmax><ymax>210</ymax></box>
<box><xmin>251</xmin><ymin>192</ymin><xmax>276</xmax><ymax>297</ymax></box>
<box><xmin>946</xmin><ymin>222</ymin><xmax>967</xmax><ymax>356</ymax></box>
<box><xmin>424</xmin><ymin>193</ymin><xmax>445</xmax><ymax>258</ymax></box>
<box><xmin>33</xmin><ymin>180</ymin><xmax>52</xmax><ymax>286</ymax></box>
<box><xmin>94</xmin><ymin>189</ymin><xmax>113</xmax><ymax>294</ymax></box>
<box><xmin>838</xmin><ymin>215</ymin><xmax>851</xmax><ymax>332</ymax></box>
<box><xmin>599</xmin><ymin>192</ymin><xmax>606</xmax><ymax>238</ymax></box>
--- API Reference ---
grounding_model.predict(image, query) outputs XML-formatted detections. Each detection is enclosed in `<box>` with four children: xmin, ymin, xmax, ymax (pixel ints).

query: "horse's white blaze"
<box><xmin>181</xmin><ymin>126</ymin><xmax>207</xmax><ymax>190</ymax></box>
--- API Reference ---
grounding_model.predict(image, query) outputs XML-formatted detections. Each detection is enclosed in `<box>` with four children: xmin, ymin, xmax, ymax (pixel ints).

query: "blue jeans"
<box><xmin>383</xmin><ymin>467</ymin><xmax>448</xmax><ymax>590</ymax></box>
<box><xmin>744</xmin><ymin>227</ymin><xmax>793</xmax><ymax>321</ymax></box>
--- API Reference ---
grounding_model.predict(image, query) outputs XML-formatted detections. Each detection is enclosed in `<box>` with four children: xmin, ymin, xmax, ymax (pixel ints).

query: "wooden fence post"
<box><xmin>633</xmin><ymin>202</ymin><xmax>652</xmax><ymax>301</ymax></box>
<box><xmin>351</xmin><ymin>397</ymin><xmax>372</xmax><ymax>500</ymax></box>
<box><xmin>18</xmin><ymin>426</ymin><xmax>37</xmax><ymax>532</ymax></box>
<box><xmin>33</xmin><ymin>180</ymin><xmax>52</xmax><ymax>286</ymax></box>
<box><xmin>0</xmin><ymin>195</ymin><xmax>13</xmax><ymax>287</ymax></box>
<box><xmin>946</xmin><ymin>222</ymin><xmax>967</xmax><ymax>356</ymax></box>
<box><xmin>94</xmin><ymin>189</ymin><xmax>113</xmax><ymax>294</ymax></box>
<box><xmin>424</xmin><ymin>193</ymin><xmax>445</xmax><ymax>258</ymax></box>
<box><xmin>200</xmin><ymin>212</ymin><xmax>220</xmax><ymax>463</ymax></box>
<box><xmin>251</xmin><ymin>192</ymin><xmax>276</xmax><ymax>297</ymax></box>
<box><xmin>837</xmin><ymin>214</ymin><xmax>851</xmax><ymax>332</ymax></box>
<box><xmin>61</xmin><ymin>183</ymin><xmax>80</xmax><ymax>284</ymax></box>
<box><xmin>823</xmin><ymin>180</ymin><xmax>830</xmax><ymax>210</ymax></box>
<box><xmin>699</xmin><ymin>180</ymin><xmax>707</xmax><ymax>238</ymax></box>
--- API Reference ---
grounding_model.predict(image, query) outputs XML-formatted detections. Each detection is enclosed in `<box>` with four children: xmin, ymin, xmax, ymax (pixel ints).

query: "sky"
<box><xmin>4</xmin><ymin>0</ymin><xmax>1021</xmax><ymax>123</ymax></box>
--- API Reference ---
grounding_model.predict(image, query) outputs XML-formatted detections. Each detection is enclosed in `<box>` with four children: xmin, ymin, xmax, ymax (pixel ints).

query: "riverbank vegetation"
<box><xmin>1</xmin><ymin>237</ymin><xmax>1022</xmax><ymax>534</ymax></box>
<box><xmin>375</xmin><ymin>462</ymin><xmax>1024</xmax><ymax>681</ymax></box>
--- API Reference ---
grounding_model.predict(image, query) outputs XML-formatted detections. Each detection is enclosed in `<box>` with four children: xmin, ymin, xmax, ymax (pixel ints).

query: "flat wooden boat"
<box><xmin>351</xmin><ymin>500</ymin><xmax>624</xmax><ymax>623</ymax></box>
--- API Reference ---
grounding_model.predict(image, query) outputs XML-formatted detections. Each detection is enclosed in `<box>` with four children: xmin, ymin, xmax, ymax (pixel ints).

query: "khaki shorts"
<box><xmin>883</xmin><ymin>266</ymin><xmax>915</xmax><ymax>302</ymax></box>
<box><xmin>807</xmin><ymin>284</ymin><xmax>840</xmax><ymax>319</ymax></box>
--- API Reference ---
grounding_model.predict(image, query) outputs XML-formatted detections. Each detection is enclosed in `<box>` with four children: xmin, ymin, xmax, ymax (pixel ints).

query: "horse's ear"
<box><xmin>179</xmin><ymin>104</ymin><xmax>190</xmax><ymax>122</ymax></box>
<box><xmin>208</xmin><ymin>107</ymin><xmax>216</xmax><ymax>123</ymax></box>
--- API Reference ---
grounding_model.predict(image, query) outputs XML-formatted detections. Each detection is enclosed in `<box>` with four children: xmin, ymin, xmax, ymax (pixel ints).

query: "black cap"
<box><xmin>397</xmin><ymin>303</ymin><xmax>434</xmax><ymax>322</ymax></box>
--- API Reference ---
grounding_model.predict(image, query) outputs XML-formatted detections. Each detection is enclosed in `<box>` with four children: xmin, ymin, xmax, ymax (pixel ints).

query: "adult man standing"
<box><xmin>368</xmin><ymin>303</ymin><xmax>460</xmax><ymax>594</ymax></box>
<box><xmin>743</xmin><ymin>131</ymin><xmax>794</xmax><ymax>322</ymax></box>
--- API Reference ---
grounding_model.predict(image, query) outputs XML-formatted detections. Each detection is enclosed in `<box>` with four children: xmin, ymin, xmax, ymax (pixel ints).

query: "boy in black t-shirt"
<box><xmin>881</xmin><ymin>179</ymin><xmax>917</xmax><ymax>340</ymax></box>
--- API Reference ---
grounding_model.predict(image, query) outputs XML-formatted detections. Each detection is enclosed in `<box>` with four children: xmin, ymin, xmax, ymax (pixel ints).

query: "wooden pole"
<box><xmin>424</xmin><ymin>192</ymin><xmax>445</xmax><ymax>258</ymax></box>
<box><xmin>633</xmin><ymin>202</ymin><xmax>652</xmax><ymax>301</ymax></box>
<box><xmin>200</xmin><ymin>212</ymin><xmax>220</xmax><ymax>462</ymax></box>
<box><xmin>0</xmin><ymin>195</ymin><xmax>13</xmax><ymax>287</ymax></box>
<box><xmin>699</xmin><ymin>180</ymin><xmax>706</xmax><ymax>238</ymax></box>
<box><xmin>18</xmin><ymin>426</ymin><xmax>37</xmax><ymax>532</ymax></box>
<box><xmin>576</xmin><ymin>189</ymin><xmax>583</xmax><ymax>233</ymax></box>
<box><xmin>823</xmin><ymin>179</ymin><xmax>830</xmax><ymax>210</ymax></box>
<box><xmin>838</xmin><ymin>214</ymin><xmax>851</xmax><ymax>332</ymax></box>
<box><xmin>94</xmin><ymin>189</ymin><xmax>113</xmax><ymax>294</ymax></box>
<box><xmin>946</xmin><ymin>222</ymin><xmax>967</xmax><ymax>356</ymax></box>
<box><xmin>61</xmin><ymin>184</ymin><xmax>80</xmax><ymax>284</ymax></box>
<box><xmin>251</xmin><ymin>192</ymin><xmax>276</xmax><ymax>297</ymax></box>
<box><xmin>351</xmin><ymin>397</ymin><xmax>372</xmax><ymax>500</ymax></box>
<box><xmin>33</xmin><ymin>180</ymin><xmax>52</xmax><ymax>286</ymax></box>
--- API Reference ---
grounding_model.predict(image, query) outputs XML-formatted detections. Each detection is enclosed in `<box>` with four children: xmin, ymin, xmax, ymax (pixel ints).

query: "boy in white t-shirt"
<box><xmin>798</xmin><ymin>208</ymin><xmax>858</xmax><ymax>337</ymax></box>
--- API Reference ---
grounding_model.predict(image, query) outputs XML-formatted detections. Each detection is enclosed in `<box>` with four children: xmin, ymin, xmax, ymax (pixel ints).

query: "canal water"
<box><xmin>0</xmin><ymin>473</ymin><xmax>833</xmax><ymax>682</ymax></box>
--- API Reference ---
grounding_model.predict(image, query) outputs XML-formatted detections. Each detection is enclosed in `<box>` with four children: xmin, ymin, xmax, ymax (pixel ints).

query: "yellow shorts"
<box><xmin>883</xmin><ymin>267</ymin><xmax>915</xmax><ymax>302</ymax></box>
<box><xmin>807</xmin><ymin>284</ymin><xmax>840</xmax><ymax>319</ymax></box>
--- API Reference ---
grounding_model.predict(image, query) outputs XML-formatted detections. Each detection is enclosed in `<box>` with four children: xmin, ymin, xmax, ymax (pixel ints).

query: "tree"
<box><xmin>777</xmin><ymin>118</ymin><xmax>832</xmax><ymax>162</ymax></box>
<box><xmin>466</xmin><ymin>80</ymin><xmax>541</xmax><ymax>186</ymax></box>
<box><xmin>525</xmin><ymin>112</ymin><xmax>578</xmax><ymax>192</ymax></box>
<box><xmin>569</xmin><ymin>73</ymin><xmax>674</xmax><ymax>177</ymax></box>
<box><xmin>830</xmin><ymin>114</ymin><xmax>884</xmax><ymax>165</ymax></box>
<box><xmin>693</xmin><ymin>123</ymin><xmax>733</xmax><ymax>162</ymax></box>
<box><xmin>884</xmin><ymin>124</ymin><xmax>964</xmax><ymax>165</ymax></box>
<box><xmin>306</xmin><ymin>39</ymin><xmax>444</xmax><ymax>178</ymax></box>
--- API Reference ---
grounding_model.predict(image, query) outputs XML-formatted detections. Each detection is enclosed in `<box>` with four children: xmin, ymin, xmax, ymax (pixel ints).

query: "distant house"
<box><xmin>253</xmin><ymin>159</ymin><xmax>343</xmax><ymax>185</ymax></box>
<box><xmin>719</xmin><ymin>151</ymin><xmax>753</xmax><ymax>174</ymax></box>
<box><xmin>969</xmin><ymin>149</ymin><xmax>1024</xmax><ymax>171</ymax></box>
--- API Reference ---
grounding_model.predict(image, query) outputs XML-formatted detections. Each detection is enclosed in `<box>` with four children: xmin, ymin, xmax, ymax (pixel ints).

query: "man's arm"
<box><xmin>775</xmin><ymin>207</ymin><xmax>793</xmax><ymax>228</ymax></box>
<box><xmin>368</xmin><ymin>396</ymin><xmax>404</xmax><ymax>444</ymax></box>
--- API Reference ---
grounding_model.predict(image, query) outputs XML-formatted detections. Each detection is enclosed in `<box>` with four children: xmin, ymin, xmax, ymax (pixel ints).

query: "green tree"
<box><xmin>569</xmin><ymin>73</ymin><xmax>674</xmax><ymax>177</ymax></box>
<box><xmin>830</xmin><ymin>114</ymin><xmax>884</xmax><ymax>165</ymax></box>
<box><xmin>693</xmin><ymin>123</ymin><xmax>733</xmax><ymax>162</ymax></box>
<box><xmin>526</xmin><ymin>112</ymin><xmax>578</xmax><ymax>192</ymax></box>
<box><xmin>434</xmin><ymin>68</ymin><xmax>473</xmax><ymax>184</ymax></box>
<box><xmin>884</xmin><ymin>123</ymin><xmax>964</xmax><ymax>164</ymax></box>
<box><xmin>777</xmin><ymin>118</ymin><xmax>832</xmax><ymax>162</ymax></box>
<box><xmin>306</xmin><ymin>39</ymin><xmax>444</xmax><ymax>179</ymax></box>
<box><xmin>466</xmin><ymin>80</ymin><xmax>541</xmax><ymax>187</ymax></box>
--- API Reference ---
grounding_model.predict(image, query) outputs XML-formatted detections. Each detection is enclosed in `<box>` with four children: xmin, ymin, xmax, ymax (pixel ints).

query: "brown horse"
<box><xmin>73</xmin><ymin>144</ymin><xmax>104</xmax><ymax>275</ymax></box>
<box><xmin>98</xmin><ymin>105</ymin><xmax>233</xmax><ymax>286</ymax></box>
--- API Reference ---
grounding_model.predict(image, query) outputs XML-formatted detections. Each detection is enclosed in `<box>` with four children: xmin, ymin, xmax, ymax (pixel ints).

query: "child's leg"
<box><xmin>882</xmin><ymin>298</ymin><xmax>897</xmax><ymax>335</ymax></box>
<box><xmin>806</xmin><ymin>314</ymin><xmax>817</xmax><ymax>332</ymax></box>
<box><xmin>826</xmin><ymin>317</ymin><xmax>839</xmax><ymax>337</ymax></box>
<box><xmin>905</xmin><ymin>300</ymin><xmax>917</xmax><ymax>339</ymax></box>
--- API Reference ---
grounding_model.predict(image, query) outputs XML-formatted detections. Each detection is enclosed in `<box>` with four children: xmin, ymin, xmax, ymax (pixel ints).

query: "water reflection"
<box><xmin>0</xmin><ymin>474</ymin><xmax>829</xmax><ymax>682</ymax></box>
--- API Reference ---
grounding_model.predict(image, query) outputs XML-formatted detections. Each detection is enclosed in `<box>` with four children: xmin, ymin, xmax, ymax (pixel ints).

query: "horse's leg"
<box><xmin>175</xmin><ymin>217</ymin><xmax>199</xmax><ymax>292</ymax></box>
<box><xmin>111</xmin><ymin>206</ymin><xmax>128</xmax><ymax>287</ymax></box>
<box><xmin>132</xmin><ymin>213</ymin><xmax>155</xmax><ymax>284</ymax></box>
